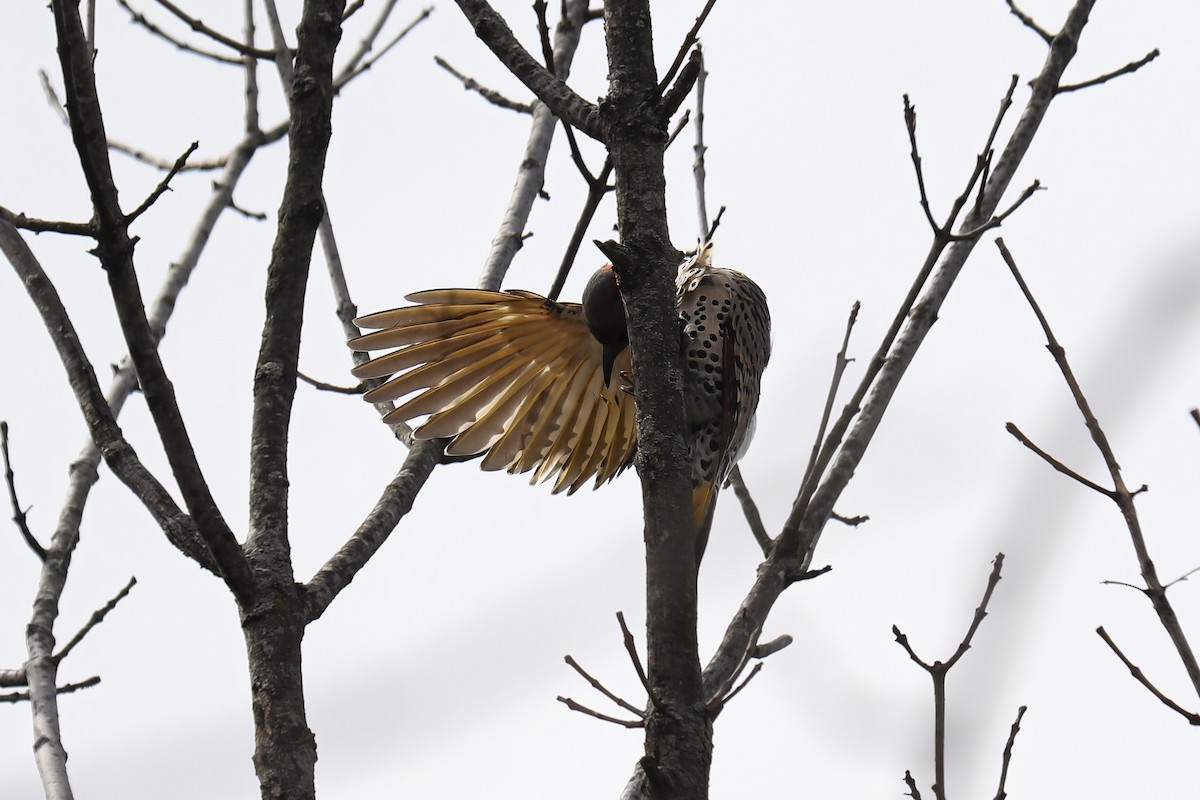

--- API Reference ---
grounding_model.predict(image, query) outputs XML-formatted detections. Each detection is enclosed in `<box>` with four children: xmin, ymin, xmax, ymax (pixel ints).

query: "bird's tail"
<box><xmin>692</xmin><ymin>479</ymin><xmax>720</xmax><ymax>566</ymax></box>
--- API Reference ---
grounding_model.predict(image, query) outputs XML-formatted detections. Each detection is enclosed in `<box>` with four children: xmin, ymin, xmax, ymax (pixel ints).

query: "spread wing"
<box><xmin>349</xmin><ymin>288</ymin><xmax>637</xmax><ymax>494</ymax></box>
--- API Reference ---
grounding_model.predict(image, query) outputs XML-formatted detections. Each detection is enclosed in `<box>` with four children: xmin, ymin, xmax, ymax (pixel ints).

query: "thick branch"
<box><xmin>453</xmin><ymin>0</ymin><xmax>601</xmax><ymax>139</ymax></box>
<box><xmin>51</xmin><ymin>0</ymin><xmax>254</xmax><ymax>604</ymax></box>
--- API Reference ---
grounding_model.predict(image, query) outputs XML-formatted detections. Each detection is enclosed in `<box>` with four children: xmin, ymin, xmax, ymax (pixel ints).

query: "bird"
<box><xmin>348</xmin><ymin>242</ymin><xmax>770</xmax><ymax>560</ymax></box>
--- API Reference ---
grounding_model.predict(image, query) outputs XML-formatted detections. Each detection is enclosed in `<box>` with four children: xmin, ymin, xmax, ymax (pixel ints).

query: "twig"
<box><xmin>1165</xmin><ymin>564</ymin><xmax>1200</xmax><ymax>590</ymax></box>
<box><xmin>894</xmin><ymin>554</ymin><xmax>1006</xmax><ymax>800</ymax></box>
<box><xmin>547</xmin><ymin>158</ymin><xmax>612</xmax><ymax>301</ymax></box>
<box><xmin>617</xmin><ymin>611</ymin><xmax>653</xmax><ymax>705</ymax></box>
<box><xmin>563</xmin><ymin>655</ymin><xmax>645</xmax><ymax>717</ymax></box>
<box><xmin>727</xmin><ymin>466</ymin><xmax>770</xmax><ymax>554</ymax></box>
<box><xmin>1189</xmin><ymin>408</ymin><xmax>1200</xmax><ymax>430</ymax></box>
<box><xmin>903</xmin><ymin>770</ymin><xmax>925</xmax><ymax>800</ymax></box>
<box><xmin>998</xmin><ymin>235</ymin><xmax>1200</xmax><ymax>704</ymax></box>
<box><xmin>334</xmin><ymin>6</ymin><xmax>434</xmax><ymax>91</ymax></box>
<box><xmin>1</xmin><ymin>421</ymin><xmax>46</xmax><ymax>560</ymax></box>
<box><xmin>1057</xmin><ymin>49</ymin><xmax>1159</xmax><ymax>94</ymax></box>
<box><xmin>656</xmin><ymin>0</ymin><xmax>717</xmax><ymax>95</ymax></box>
<box><xmin>115</xmin><ymin>0</ymin><xmax>244</xmax><ymax>65</ymax></box>
<box><xmin>712</xmin><ymin>661</ymin><xmax>762</xmax><ymax>714</ymax></box>
<box><xmin>53</xmin><ymin>577</ymin><xmax>138</xmax><ymax>664</ymax></box>
<box><xmin>1004</xmin><ymin>0</ymin><xmax>1053</xmax><ymax>44</ymax></box>
<box><xmin>297</xmin><ymin>370</ymin><xmax>365</xmax><ymax>395</ymax></box>
<box><xmin>124</xmin><ymin>141</ymin><xmax>199</xmax><ymax>223</ymax></box>
<box><xmin>452</xmin><ymin>0</ymin><xmax>601</xmax><ymax>140</ymax></box>
<box><xmin>1004</xmin><ymin>422</ymin><xmax>1112</xmax><ymax>497</ymax></box>
<box><xmin>433</xmin><ymin>56</ymin><xmax>533</xmax><ymax>113</ymax></box>
<box><xmin>691</xmin><ymin>44</ymin><xmax>709</xmax><ymax>237</ymax></box>
<box><xmin>1096</xmin><ymin>626</ymin><xmax>1200</xmax><ymax>725</ymax></box>
<box><xmin>151</xmin><ymin>0</ymin><xmax>282</xmax><ymax>59</ymax></box>
<box><xmin>0</xmin><ymin>676</ymin><xmax>101</xmax><ymax>704</ymax></box>
<box><xmin>336</xmin><ymin>0</ymin><xmax>399</xmax><ymax>77</ymax></box>
<box><xmin>799</xmin><ymin>301</ymin><xmax>859</xmax><ymax>494</ymax></box>
<box><xmin>903</xmin><ymin>95</ymin><xmax>941</xmax><ymax>236</ymax></box>
<box><xmin>533</xmin><ymin>0</ymin><xmax>555</xmax><ymax>73</ymax></box>
<box><xmin>556</xmin><ymin>695</ymin><xmax>644</xmax><ymax>728</ymax></box>
<box><xmin>993</xmin><ymin>705</ymin><xmax>1028</xmax><ymax>800</ymax></box>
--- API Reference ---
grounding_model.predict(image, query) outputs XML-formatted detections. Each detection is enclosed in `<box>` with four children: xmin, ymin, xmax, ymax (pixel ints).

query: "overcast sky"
<box><xmin>3</xmin><ymin>1</ymin><xmax>1200</xmax><ymax>797</ymax></box>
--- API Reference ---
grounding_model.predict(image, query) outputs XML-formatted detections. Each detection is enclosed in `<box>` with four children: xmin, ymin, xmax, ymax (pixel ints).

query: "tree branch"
<box><xmin>452</xmin><ymin>0</ymin><xmax>601</xmax><ymax>140</ymax></box>
<box><xmin>51</xmin><ymin>0</ymin><xmax>255</xmax><ymax>604</ymax></box>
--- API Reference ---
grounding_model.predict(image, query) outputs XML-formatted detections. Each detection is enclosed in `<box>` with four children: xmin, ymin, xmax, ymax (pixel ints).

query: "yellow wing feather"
<box><xmin>349</xmin><ymin>289</ymin><xmax>637</xmax><ymax>493</ymax></box>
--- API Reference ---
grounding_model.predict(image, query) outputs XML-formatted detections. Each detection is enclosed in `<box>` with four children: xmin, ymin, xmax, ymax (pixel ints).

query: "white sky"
<box><xmin>2</xmin><ymin>0</ymin><xmax>1199</xmax><ymax>797</ymax></box>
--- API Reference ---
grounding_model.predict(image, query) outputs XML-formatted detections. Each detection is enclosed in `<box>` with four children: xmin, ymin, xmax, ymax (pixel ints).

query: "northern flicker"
<box><xmin>348</xmin><ymin>243</ymin><xmax>770</xmax><ymax>557</ymax></box>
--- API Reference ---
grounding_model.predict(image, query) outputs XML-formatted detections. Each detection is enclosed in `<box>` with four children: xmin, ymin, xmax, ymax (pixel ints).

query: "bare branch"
<box><xmin>452</xmin><ymin>0</ymin><xmax>601</xmax><ymax>139</ymax></box>
<box><xmin>303</xmin><ymin>442</ymin><xmax>442</xmax><ymax>622</ymax></box>
<box><xmin>1057</xmin><ymin>48</ymin><xmax>1159</xmax><ymax>94</ymax></box>
<box><xmin>894</xmin><ymin>554</ymin><xmax>1007</xmax><ymax>800</ymax></box>
<box><xmin>998</xmin><ymin>234</ymin><xmax>1200</xmax><ymax>707</ymax></box>
<box><xmin>1004</xmin><ymin>0</ymin><xmax>1053</xmax><ymax>44</ymax></box>
<box><xmin>0</xmin><ymin>676</ymin><xmax>101</xmax><ymax>705</ymax></box>
<box><xmin>115</xmin><ymin>0</ymin><xmax>244</xmax><ymax>65</ymax></box>
<box><xmin>124</xmin><ymin>141</ymin><xmax>199</xmax><ymax>224</ymax></box>
<box><xmin>656</xmin><ymin>0</ymin><xmax>716</xmax><ymax>95</ymax></box>
<box><xmin>0</xmin><ymin>207</ymin><xmax>94</xmax><ymax>237</ymax></box>
<box><xmin>434</xmin><ymin>55</ymin><xmax>534</xmax><ymax>113</ymax></box>
<box><xmin>563</xmin><ymin>655</ymin><xmax>645</xmax><ymax>717</ymax></box>
<box><xmin>1096</xmin><ymin>626</ymin><xmax>1200</xmax><ymax>725</ymax></box>
<box><xmin>150</xmin><ymin>0</ymin><xmax>283</xmax><ymax>59</ymax></box>
<box><xmin>556</xmin><ymin>695</ymin><xmax>644</xmax><ymax>728</ymax></box>
<box><xmin>993</xmin><ymin>706</ymin><xmax>1028</xmax><ymax>800</ymax></box>
<box><xmin>1</xmin><ymin>421</ymin><xmax>46</xmax><ymax>560</ymax></box>
<box><xmin>727</xmin><ymin>466</ymin><xmax>771</xmax><ymax>555</ymax></box>
<box><xmin>51</xmin><ymin>0</ymin><xmax>255</xmax><ymax>603</ymax></box>
<box><xmin>53</xmin><ymin>577</ymin><xmax>138</xmax><ymax>664</ymax></box>
<box><xmin>297</xmin><ymin>371</ymin><xmax>365</xmax><ymax>395</ymax></box>
<box><xmin>617</xmin><ymin>611</ymin><xmax>654</xmax><ymax>706</ymax></box>
<box><xmin>334</xmin><ymin>6</ymin><xmax>434</xmax><ymax>91</ymax></box>
<box><xmin>1004</xmin><ymin>421</ymin><xmax>1113</xmax><ymax>497</ymax></box>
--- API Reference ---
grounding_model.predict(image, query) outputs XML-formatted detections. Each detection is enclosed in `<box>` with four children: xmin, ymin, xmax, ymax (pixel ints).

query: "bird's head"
<box><xmin>582</xmin><ymin>264</ymin><xmax>628</xmax><ymax>387</ymax></box>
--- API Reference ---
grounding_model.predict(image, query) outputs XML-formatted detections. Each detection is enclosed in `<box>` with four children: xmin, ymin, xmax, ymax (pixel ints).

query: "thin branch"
<box><xmin>547</xmin><ymin>158</ymin><xmax>612</xmax><ymax>301</ymax></box>
<box><xmin>656</xmin><ymin>0</ymin><xmax>717</xmax><ymax>95</ymax></box>
<box><xmin>1004</xmin><ymin>0</ymin><xmax>1053</xmax><ymax>44</ymax></box>
<box><xmin>727</xmin><ymin>466</ymin><xmax>770</xmax><ymax>555</ymax></box>
<box><xmin>334</xmin><ymin>6</ymin><xmax>434</xmax><ymax>91</ymax></box>
<box><xmin>1096</xmin><ymin>626</ymin><xmax>1200</xmax><ymax>725</ymax></box>
<box><xmin>433</xmin><ymin>56</ymin><xmax>534</xmax><ymax>113</ymax></box>
<box><xmin>1</xmin><ymin>421</ymin><xmax>46</xmax><ymax>560</ymax></box>
<box><xmin>0</xmin><ymin>207</ymin><xmax>94</xmax><ymax>237</ymax></box>
<box><xmin>1004</xmin><ymin>422</ymin><xmax>1113</xmax><ymax>497</ymax></box>
<box><xmin>1057</xmin><ymin>48</ymin><xmax>1159</xmax><ymax>94</ymax></box>
<box><xmin>691</xmin><ymin>44</ymin><xmax>709</xmax><ymax>237</ymax></box>
<box><xmin>703</xmin><ymin>6</ymin><xmax>1098</xmax><ymax>700</ymax></box>
<box><xmin>993</xmin><ymin>706</ymin><xmax>1027</xmax><ymax>800</ymax></box>
<box><xmin>124</xmin><ymin>141</ymin><xmax>199</xmax><ymax>223</ymax></box>
<box><xmin>556</xmin><ymin>695</ymin><xmax>644</xmax><ymax>728</ymax></box>
<box><xmin>151</xmin><ymin>0</ymin><xmax>283</xmax><ymax>59</ymax></box>
<box><xmin>336</xmin><ymin>0</ymin><xmax>399</xmax><ymax>77</ymax></box>
<box><xmin>0</xmin><ymin>676</ymin><xmax>101</xmax><ymax>705</ymax></box>
<box><xmin>297</xmin><ymin>371</ymin><xmax>365</xmax><ymax>395</ymax></box>
<box><xmin>452</xmin><ymin>0</ymin><xmax>601</xmax><ymax>139</ymax></box>
<box><xmin>51</xmin><ymin>0</ymin><xmax>255</xmax><ymax>603</ymax></box>
<box><xmin>904</xmin><ymin>770</ymin><xmax>925</xmax><ymax>800</ymax></box>
<box><xmin>563</xmin><ymin>655</ymin><xmax>645</xmax><ymax>717</ymax></box>
<box><xmin>999</xmin><ymin>235</ymin><xmax>1200</xmax><ymax>706</ymax></box>
<box><xmin>110</xmin><ymin>140</ymin><xmax>230</xmax><ymax>172</ymax></box>
<box><xmin>894</xmin><ymin>554</ymin><xmax>1007</xmax><ymax>800</ymax></box>
<box><xmin>799</xmin><ymin>301</ymin><xmax>860</xmax><ymax>493</ymax></box>
<box><xmin>303</xmin><ymin>443</ymin><xmax>442</xmax><ymax>622</ymax></box>
<box><xmin>114</xmin><ymin>0</ymin><xmax>244</xmax><ymax>65</ymax></box>
<box><xmin>903</xmin><ymin>95</ymin><xmax>941</xmax><ymax>235</ymax></box>
<box><xmin>53</xmin><ymin>577</ymin><xmax>138</xmax><ymax>664</ymax></box>
<box><xmin>533</xmin><ymin>0</ymin><xmax>555</xmax><ymax>73</ymax></box>
<box><xmin>617</xmin><ymin>611</ymin><xmax>653</xmax><ymax>705</ymax></box>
